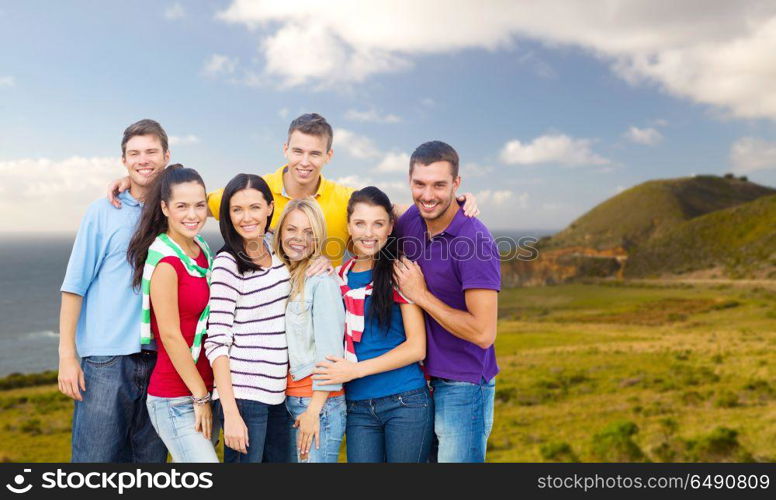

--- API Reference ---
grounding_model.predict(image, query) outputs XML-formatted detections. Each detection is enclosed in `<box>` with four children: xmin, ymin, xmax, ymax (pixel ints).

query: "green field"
<box><xmin>2</xmin><ymin>281</ymin><xmax>775</xmax><ymax>462</ymax></box>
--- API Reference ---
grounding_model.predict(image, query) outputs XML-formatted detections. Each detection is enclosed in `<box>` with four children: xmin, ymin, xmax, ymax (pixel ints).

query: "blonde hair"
<box><xmin>272</xmin><ymin>198</ymin><xmax>328</xmax><ymax>299</ymax></box>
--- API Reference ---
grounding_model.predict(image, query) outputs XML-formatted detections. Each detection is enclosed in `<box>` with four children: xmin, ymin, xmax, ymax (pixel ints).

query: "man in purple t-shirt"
<box><xmin>393</xmin><ymin>140</ymin><xmax>500</xmax><ymax>463</ymax></box>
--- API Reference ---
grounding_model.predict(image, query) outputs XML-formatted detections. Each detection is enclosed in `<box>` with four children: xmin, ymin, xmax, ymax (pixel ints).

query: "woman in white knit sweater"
<box><xmin>204</xmin><ymin>174</ymin><xmax>292</xmax><ymax>463</ymax></box>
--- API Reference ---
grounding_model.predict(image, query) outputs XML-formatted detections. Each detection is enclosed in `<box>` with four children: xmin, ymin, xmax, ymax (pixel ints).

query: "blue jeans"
<box><xmin>431</xmin><ymin>376</ymin><xmax>495</xmax><ymax>463</ymax></box>
<box><xmin>286</xmin><ymin>395</ymin><xmax>346</xmax><ymax>463</ymax></box>
<box><xmin>213</xmin><ymin>398</ymin><xmax>290</xmax><ymax>463</ymax></box>
<box><xmin>345</xmin><ymin>387</ymin><xmax>433</xmax><ymax>463</ymax></box>
<box><xmin>146</xmin><ymin>395</ymin><xmax>219</xmax><ymax>463</ymax></box>
<box><xmin>71</xmin><ymin>352</ymin><xmax>167</xmax><ymax>463</ymax></box>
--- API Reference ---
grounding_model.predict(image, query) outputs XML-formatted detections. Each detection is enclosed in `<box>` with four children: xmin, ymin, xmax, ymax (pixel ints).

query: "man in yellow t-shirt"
<box><xmin>206</xmin><ymin>113</ymin><xmax>354</xmax><ymax>265</ymax></box>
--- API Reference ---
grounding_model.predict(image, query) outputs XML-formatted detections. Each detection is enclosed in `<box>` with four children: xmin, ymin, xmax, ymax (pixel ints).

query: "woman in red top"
<box><xmin>128</xmin><ymin>164</ymin><xmax>217</xmax><ymax>462</ymax></box>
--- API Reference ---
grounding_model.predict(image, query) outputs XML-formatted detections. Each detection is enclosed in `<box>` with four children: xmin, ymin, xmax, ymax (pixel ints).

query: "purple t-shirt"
<box><xmin>396</xmin><ymin>204</ymin><xmax>500</xmax><ymax>384</ymax></box>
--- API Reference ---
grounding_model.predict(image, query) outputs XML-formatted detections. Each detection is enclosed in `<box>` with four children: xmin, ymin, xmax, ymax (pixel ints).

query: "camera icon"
<box><xmin>6</xmin><ymin>469</ymin><xmax>33</xmax><ymax>494</ymax></box>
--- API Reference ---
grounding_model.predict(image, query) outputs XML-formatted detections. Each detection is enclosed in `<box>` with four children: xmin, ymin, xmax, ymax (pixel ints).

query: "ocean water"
<box><xmin>0</xmin><ymin>232</ymin><xmax>225</xmax><ymax>377</ymax></box>
<box><xmin>0</xmin><ymin>228</ymin><xmax>550</xmax><ymax>377</ymax></box>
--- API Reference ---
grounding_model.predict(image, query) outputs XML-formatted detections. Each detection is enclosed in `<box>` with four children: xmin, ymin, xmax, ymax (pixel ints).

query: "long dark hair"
<box><xmin>128</xmin><ymin>164</ymin><xmax>206</xmax><ymax>289</ymax></box>
<box><xmin>218</xmin><ymin>173</ymin><xmax>275</xmax><ymax>275</ymax></box>
<box><xmin>347</xmin><ymin>186</ymin><xmax>400</xmax><ymax>329</ymax></box>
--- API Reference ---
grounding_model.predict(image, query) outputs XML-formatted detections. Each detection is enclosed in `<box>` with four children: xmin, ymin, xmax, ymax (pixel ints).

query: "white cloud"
<box><xmin>0</xmin><ymin>156</ymin><xmax>121</xmax><ymax>197</ymax></box>
<box><xmin>333</xmin><ymin>128</ymin><xmax>381</xmax><ymax>159</ymax></box>
<box><xmin>169</xmin><ymin>134</ymin><xmax>199</xmax><ymax>146</ymax></box>
<box><xmin>334</xmin><ymin>128</ymin><xmax>410</xmax><ymax>174</ymax></box>
<box><xmin>334</xmin><ymin>175</ymin><xmax>368</xmax><ymax>189</ymax></box>
<box><xmin>345</xmin><ymin>108</ymin><xmax>401</xmax><ymax>123</ymax></box>
<box><xmin>730</xmin><ymin>137</ymin><xmax>776</xmax><ymax>173</ymax></box>
<box><xmin>216</xmin><ymin>0</ymin><xmax>776</xmax><ymax>119</ymax></box>
<box><xmin>507</xmin><ymin>177</ymin><xmax>545</xmax><ymax>186</ymax></box>
<box><xmin>335</xmin><ymin>175</ymin><xmax>403</xmax><ymax>191</ymax></box>
<box><xmin>500</xmin><ymin>134</ymin><xmax>609</xmax><ymax>166</ymax></box>
<box><xmin>624</xmin><ymin>126</ymin><xmax>663</xmax><ymax>145</ymax></box>
<box><xmin>333</xmin><ymin>175</ymin><xmax>409</xmax><ymax>203</ymax></box>
<box><xmin>259</xmin><ymin>22</ymin><xmax>409</xmax><ymax>88</ymax></box>
<box><xmin>278</xmin><ymin>107</ymin><xmax>289</xmax><ymax>120</ymax></box>
<box><xmin>164</xmin><ymin>3</ymin><xmax>185</xmax><ymax>20</ymax></box>
<box><xmin>462</xmin><ymin>162</ymin><xmax>493</xmax><ymax>177</ymax></box>
<box><xmin>615</xmin><ymin>185</ymin><xmax>627</xmax><ymax>193</ymax></box>
<box><xmin>476</xmin><ymin>189</ymin><xmax>526</xmax><ymax>208</ymax></box>
<box><xmin>0</xmin><ymin>156</ymin><xmax>124</xmax><ymax>232</ymax></box>
<box><xmin>473</xmin><ymin>190</ymin><xmax>530</xmax><ymax>229</ymax></box>
<box><xmin>202</xmin><ymin>54</ymin><xmax>238</xmax><ymax>77</ymax></box>
<box><xmin>376</xmin><ymin>152</ymin><xmax>410</xmax><ymax>173</ymax></box>
<box><xmin>517</xmin><ymin>50</ymin><xmax>557</xmax><ymax>79</ymax></box>
<box><xmin>0</xmin><ymin>76</ymin><xmax>14</xmax><ymax>87</ymax></box>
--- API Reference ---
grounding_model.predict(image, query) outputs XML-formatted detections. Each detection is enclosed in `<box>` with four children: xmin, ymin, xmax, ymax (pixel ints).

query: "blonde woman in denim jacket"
<box><xmin>272</xmin><ymin>198</ymin><xmax>346</xmax><ymax>463</ymax></box>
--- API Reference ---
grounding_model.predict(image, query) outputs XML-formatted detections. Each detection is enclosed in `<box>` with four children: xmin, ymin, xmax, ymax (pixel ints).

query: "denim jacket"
<box><xmin>286</xmin><ymin>274</ymin><xmax>346</xmax><ymax>392</ymax></box>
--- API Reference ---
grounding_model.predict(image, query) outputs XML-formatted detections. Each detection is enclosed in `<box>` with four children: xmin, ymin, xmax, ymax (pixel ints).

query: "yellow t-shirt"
<box><xmin>207</xmin><ymin>165</ymin><xmax>355</xmax><ymax>265</ymax></box>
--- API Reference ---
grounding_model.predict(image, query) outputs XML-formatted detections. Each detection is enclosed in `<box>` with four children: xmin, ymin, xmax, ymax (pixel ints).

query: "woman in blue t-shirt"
<box><xmin>313</xmin><ymin>186</ymin><xmax>432</xmax><ymax>462</ymax></box>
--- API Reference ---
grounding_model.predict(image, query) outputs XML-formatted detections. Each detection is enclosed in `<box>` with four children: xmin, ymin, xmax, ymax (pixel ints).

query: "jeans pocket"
<box><xmin>170</xmin><ymin>396</ymin><xmax>194</xmax><ymax>407</ymax></box>
<box><xmin>397</xmin><ymin>391</ymin><xmax>429</xmax><ymax>408</ymax></box>
<box><xmin>169</xmin><ymin>396</ymin><xmax>196</xmax><ymax>418</ymax></box>
<box><xmin>169</xmin><ymin>399</ymin><xmax>196</xmax><ymax>429</ymax></box>
<box><xmin>326</xmin><ymin>395</ymin><xmax>346</xmax><ymax>412</ymax></box>
<box><xmin>84</xmin><ymin>355</ymin><xmax>119</xmax><ymax>367</ymax></box>
<box><xmin>284</xmin><ymin>399</ymin><xmax>295</xmax><ymax>418</ymax></box>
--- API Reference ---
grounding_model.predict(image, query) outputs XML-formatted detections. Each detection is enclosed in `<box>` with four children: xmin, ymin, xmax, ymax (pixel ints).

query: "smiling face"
<box><xmin>161</xmin><ymin>181</ymin><xmax>208</xmax><ymax>240</ymax></box>
<box><xmin>347</xmin><ymin>202</ymin><xmax>393</xmax><ymax>259</ymax></box>
<box><xmin>409</xmin><ymin>160</ymin><xmax>461</xmax><ymax>222</ymax></box>
<box><xmin>282</xmin><ymin>131</ymin><xmax>333</xmax><ymax>189</ymax></box>
<box><xmin>229</xmin><ymin>188</ymin><xmax>274</xmax><ymax>243</ymax></box>
<box><xmin>122</xmin><ymin>134</ymin><xmax>169</xmax><ymax>189</ymax></box>
<box><xmin>280</xmin><ymin>208</ymin><xmax>315</xmax><ymax>262</ymax></box>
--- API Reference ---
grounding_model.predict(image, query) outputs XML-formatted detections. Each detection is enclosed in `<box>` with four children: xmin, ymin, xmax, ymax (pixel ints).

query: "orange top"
<box><xmin>286</xmin><ymin>373</ymin><xmax>345</xmax><ymax>398</ymax></box>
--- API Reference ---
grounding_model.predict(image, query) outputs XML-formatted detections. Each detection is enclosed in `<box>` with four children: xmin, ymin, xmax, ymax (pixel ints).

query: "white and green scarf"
<box><xmin>140</xmin><ymin>233</ymin><xmax>213</xmax><ymax>362</ymax></box>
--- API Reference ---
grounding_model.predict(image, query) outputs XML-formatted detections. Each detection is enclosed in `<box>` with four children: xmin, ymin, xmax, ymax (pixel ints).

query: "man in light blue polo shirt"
<box><xmin>58</xmin><ymin>119</ymin><xmax>170</xmax><ymax>462</ymax></box>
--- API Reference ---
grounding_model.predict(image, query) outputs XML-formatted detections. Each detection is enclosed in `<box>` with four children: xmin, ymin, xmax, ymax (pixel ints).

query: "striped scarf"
<box><xmin>334</xmin><ymin>257</ymin><xmax>410</xmax><ymax>362</ymax></box>
<box><xmin>141</xmin><ymin>233</ymin><xmax>213</xmax><ymax>362</ymax></box>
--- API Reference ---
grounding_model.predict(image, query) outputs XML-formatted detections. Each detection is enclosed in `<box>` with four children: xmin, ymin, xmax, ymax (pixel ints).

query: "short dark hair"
<box><xmin>121</xmin><ymin>119</ymin><xmax>169</xmax><ymax>157</ymax></box>
<box><xmin>218</xmin><ymin>174</ymin><xmax>275</xmax><ymax>276</ymax></box>
<box><xmin>287</xmin><ymin>113</ymin><xmax>333</xmax><ymax>151</ymax></box>
<box><xmin>409</xmin><ymin>140</ymin><xmax>459</xmax><ymax>177</ymax></box>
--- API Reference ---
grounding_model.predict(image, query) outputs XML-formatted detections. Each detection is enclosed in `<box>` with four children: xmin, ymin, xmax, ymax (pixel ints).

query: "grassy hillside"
<box><xmin>627</xmin><ymin>194</ymin><xmax>776</xmax><ymax>278</ymax></box>
<box><xmin>491</xmin><ymin>282</ymin><xmax>776</xmax><ymax>462</ymax></box>
<box><xmin>543</xmin><ymin>176</ymin><xmax>775</xmax><ymax>251</ymax></box>
<box><xmin>1</xmin><ymin>282</ymin><xmax>774</xmax><ymax>462</ymax></box>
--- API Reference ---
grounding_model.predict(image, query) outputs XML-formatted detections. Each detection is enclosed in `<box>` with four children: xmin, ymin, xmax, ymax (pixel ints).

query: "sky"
<box><xmin>2</xmin><ymin>0</ymin><xmax>776</xmax><ymax>234</ymax></box>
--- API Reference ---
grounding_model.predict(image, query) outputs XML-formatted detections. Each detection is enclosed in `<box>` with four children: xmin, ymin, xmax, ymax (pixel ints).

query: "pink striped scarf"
<box><xmin>335</xmin><ymin>257</ymin><xmax>410</xmax><ymax>361</ymax></box>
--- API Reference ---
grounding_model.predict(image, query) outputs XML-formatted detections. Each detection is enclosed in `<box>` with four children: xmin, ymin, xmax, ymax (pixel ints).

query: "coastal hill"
<box><xmin>544</xmin><ymin>175</ymin><xmax>775</xmax><ymax>251</ymax></box>
<box><xmin>627</xmin><ymin>192</ymin><xmax>776</xmax><ymax>278</ymax></box>
<box><xmin>503</xmin><ymin>175</ymin><xmax>776</xmax><ymax>286</ymax></box>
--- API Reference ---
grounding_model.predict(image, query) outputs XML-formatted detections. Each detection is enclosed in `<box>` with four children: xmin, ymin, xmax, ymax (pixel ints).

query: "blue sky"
<box><xmin>2</xmin><ymin>0</ymin><xmax>776</xmax><ymax>233</ymax></box>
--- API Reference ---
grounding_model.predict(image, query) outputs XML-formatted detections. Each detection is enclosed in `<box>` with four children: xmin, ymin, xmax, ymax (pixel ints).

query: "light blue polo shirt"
<box><xmin>61</xmin><ymin>190</ymin><xmax>153</xmax><ymax>357</ymax></box>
